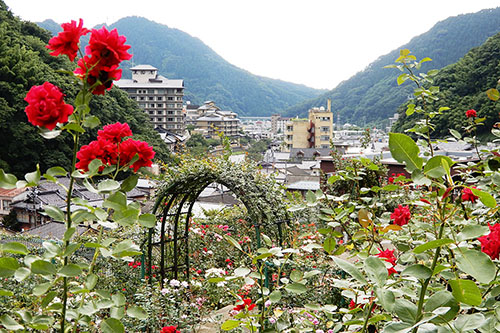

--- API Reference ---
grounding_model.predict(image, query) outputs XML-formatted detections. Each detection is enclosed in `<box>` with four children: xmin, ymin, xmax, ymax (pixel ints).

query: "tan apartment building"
<box><xmin>115</xmin><ymin>65</ymin><xmax>185</xmax><ymax>134</ymax></box>
<box><xmin>284</xmin><ymin>101</ymin><xmax>333</xmax><ymax>150</ymax></box>
<box><xmin>191</xmin><ymin>101</ymin><xmax>240</xmax><ymax>138</ymax></box>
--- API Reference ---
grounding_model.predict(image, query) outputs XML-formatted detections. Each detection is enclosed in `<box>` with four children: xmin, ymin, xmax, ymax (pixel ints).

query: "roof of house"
<box><xmin>130</xmin><ymin>64</ymin><xmax>158</xmax><ymax>70</ymax></box>
<box><xmin>22</xmin><ymin>221</ymin><xmax>89</xmax><ymax>240</ymax></box>
<box><xmin>115</xmin><ymin>75</ymin><xmax>184</xmax><ymax>88</ymax></box>
<box><xmin>285</xmin><ymin>180</ymin><xmax>320</xmax><ymax>191</ymax></box>
<box><xmin>0</xmin><ymin>187</ymin><xmax>26</xmax><ymax>198</ymax></box>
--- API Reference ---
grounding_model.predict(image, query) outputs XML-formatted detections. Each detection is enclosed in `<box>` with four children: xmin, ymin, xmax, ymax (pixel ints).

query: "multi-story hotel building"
<box><xmin>284</xmin><ymin>100</ymin><xmax>333</xmax><ymax>150</ymax></box>
<box><xmin>115</xmin><ymin>65</ymin><xmax>185</xmax><ymax>134</ymax></box>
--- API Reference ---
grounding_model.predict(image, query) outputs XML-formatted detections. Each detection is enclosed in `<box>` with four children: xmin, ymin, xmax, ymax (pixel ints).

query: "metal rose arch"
<box><xmin>144</xmin><ymin>156</ymin><xmax>289</xmax><ymax>287</ymax></box>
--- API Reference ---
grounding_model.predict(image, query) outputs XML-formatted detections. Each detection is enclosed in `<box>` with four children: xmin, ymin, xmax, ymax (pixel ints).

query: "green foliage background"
<box><xmin>0</xmin><ymin>2</ymin><xmax>172</xmax><ymax>177</ymax></box>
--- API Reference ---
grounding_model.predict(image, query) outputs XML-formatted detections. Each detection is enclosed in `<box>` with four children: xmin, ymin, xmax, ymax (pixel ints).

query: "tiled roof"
<box><xmin>23</xmin><ymin>221</ymin><xmax>89</xmax><ymax>240</ymax></box>
<box><xmin>0</xmin><ymin>187</ymin><xmax>25</xmax><ymax>198</ymax></box>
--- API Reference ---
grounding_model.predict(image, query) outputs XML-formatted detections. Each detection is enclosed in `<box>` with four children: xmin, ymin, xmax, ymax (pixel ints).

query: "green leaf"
<box><xmin>0</xmin><ymin>314</ymin><xmax>23</xmax><ymax>330</ymax></box>
<box><xmin>234</xmin><ymin>267</ymin><xmax>251</xmax><ymax>277</ymax></box>
<box><xmin>454</xmin><ymin>313</ymin><xmax>486</xmax><ymax>331</ymax></box>
<box><xmin>285</xmin><ymin>282</ymin><xmax>307</xmax><ymax>294</ymax></box>
<box><xmin>58</xmin><ymin>264</ymin><xmax>82</xmax><ymax>277</ymax></box>
<box><xmin>113</xmin><ymin>207</ymin><xmax>140</xmax><ymax>227</ymax></box>
<box><xmin>46</xmin><ymin>166</ymin><xmax>67</xmax><ymax>177</ymax></box>
<box><xmin>0</xmin><ymin>169</ymin><xmax>18</xmax><ymax>189</ymax></box>
<box><xmin>221</xmin><ymin>319</ymin><xmax>241</xmax><ymax>331</ymax></box>
<box><xmin>424</xmin><ymin>290</ymin><xmax>459</xmax><ymax>324</ymax></box>
<box><xmin>486</xmin><ymin>88</ymin><xmax>500</xmax><ymax>101</ymax></box>
<box><xmin>39</xmin><ymin>128</ymin><xmax>62</xmax><ymax>139</ymax></box>
<box><xmin>33</xmin><ymin>282</ymin><xmax>51</xmax><ymax>296</ymax></box>
<box><xmin>63</xmin><ymin>123</ymin><xmax>85</xmax><ymax>133</ymax></box>
<box><xmin>112</xmin><ymin>240</ymin><xmax>141</xmax><ymax>258</ymax></box>
<box><xmin>449</xmin><ymin>129</ymin><xmax>462</xmax><ymax>140</ymax></box>
<box><xmin>112</xmin><ymin>293</ymin><xmax>126</xmax><ymax>307</ymax></box>
<box><xmin>394</xmin><ymin>298</ymin><xmax>417</xmax><ymax>323</ymax></box>
<box><xmin>126</xmin><ymin>305</ymin><xmax>148</xmax><ymax>319</ymax></box>
<box><xmin>85</xmin><ymin>273</ymin><xmax>98</xmax><ymax>290</ymax></box>
<box><xmin>411</xmin><ymin>169</ymin><xmax>431</xmax><ymax>186</ymax></box>
<box><xmin>224</xmin><ymin>234</ymin><xmax>243</xmax><ymax>252</ymax></box>
<box><xmin>0</xmin><ymin>288</ymin><xmax>13</xmax><ymax>296</ymax></box>
<box><xmin>120</xmin><ymin>174</ymin><xmax>139</xmax><ymax>192</ymax></box>
<box><xmin>269</xmin><ymin>290</ymin><xmax>282</xmax><ymax>303</ymax></box>
<box><xmin>470</xmin><ymin>188</ymin><xmax>496</xmax><ymax>208</ymax></box>
<box><xmin>364</xmin><ymin>256</ymin><xmax>387</xmax><ymax>286</ymax></box>
<box><xmin>323</xmin><ymin>237</ymin><xmax>336</xmax><ymax>254</ymax></box>
<box><xmin>43</xmin><ymin>205</ymin><xmax>65</xmax><ymax>222</ymax></box>
<box><xmin>30</xmin><ymin>260</ymin><xmax>57</xmax><ymax>275</ymax></box>
<box><xmin>103</xmin><ymin>191</ymin><xmax>127</xmax><ymax>211</ymax></box>
<box><xmin>406</xmin><ymin>104</ymin><xmax>415</xmax><ymax>116</ymax></box>
<box><xmin>397</xmin><ymin>73</ymin><xmax>409</xmax><ymax>85</ymax></box>
<box><xmin>100</xmin><ymin>318</ymin><xmax>125</xmax><ymax>333</ymax></box>
<box><xmin>456</xmin><ymin>250</ymin><xmax>496</xmax><ymax>284</ymax></box>
<box><xmin>375</xmin><ymin>287</ymin><xmax>395</xmax><ymax>312</ymax></box>
<box><xmin>63</xmin><ymin>227</ymin><xmax>76</xmax><ymax>241</ymax></box>
<box><xmin>305</xmin><ymin>190</ymin><xmax>316</xmax><ymax>204</ymax></box>
<box><xmin>14</xmin><ymin>267</ymin><xmax>30</xmax><ymax>282</ymax></box>
<box><xmin>138</xmin><ymin>214</ymin><xmax>156</xmax><ymax>228</ymax></box>
<box><xmin>82</xmin><ymin>115</ymin><xmax>100</xmax><ymax>129</ymax></box>
<box><xmin>457</xmin><ymin>225</ymin><xmax>489</xmax><ymax>241</ymax></box>
<box><xmin>413</xmin><ymin>239</ymin><xmax>453</xmax><ymax>254</ymax></box>
<box><xmin>97</xmin><ymin>179</ymin><xmax>120</xmax><ymax>193</ymax></box>
<box><xmin>332</xmin><ymin>257</ymin><xmax>367</xmax><ymax>284</ymax></box>
<box><xmin>1</xmin><ymin>242</ymin><xmax>29</xmax><ymax>255</ymax></box>
<box><xmin>389</xmin><ymin>133</ymin><xmax>423</xmax><ymax>172</ymax></box>
<box><xmin>290</xmin><ymin>270</ymin><xmax>303</xmax><ymax>282</ymax></box>
<box><xmin>0</xmin><ymin>257</ymin><xmax>19</xmax><ymax>277</ymax></box>
<box><xmin>401</xmin><ymin>264</ymin><xmax>432</xmax><ymax>280</ymax></box>
<box><xmin>62</xmin><ymin>243</ymin><xmax>81</xmax><ymax>257</ymax></box>
<box><xmin>449</xmin><ymin>279</ymin><xmax>482</xmax><ymax>306</ymax></box>
<box><xmin>41</xmin><ymin>292</ymin><xmax>57</xmax><ymax>308</ymax></box>
<box><xmin>25</xmin><ymin>167</ymin><xmax>41</xmax><ymax>186</ymax></box>
<box><xmin>424</xmin><ymin>156</ymin><xmax>453</xmax><ymax>179</ymax></box>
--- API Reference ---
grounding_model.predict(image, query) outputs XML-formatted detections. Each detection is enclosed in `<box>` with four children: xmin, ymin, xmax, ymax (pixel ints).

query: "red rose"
<box><xmin>376</xmin><ymin>248</ymin><xmax>398</xmax><ymax>275</ymax></box>
<box><xmin>24</xmin><ymin>82</ymin><xmax>74</xmax><ymax>130</ymax></box>
<box><xmin>46</xmin><ymin>19</ymin><xmax>89</xmax><ymax>62</ymax></box>
<box><xmin>119</xmin><ymin>138</ymin><xmax>155</xmax><ymax>172</ymax></box>
<box><xmin>74</xmin><ymin>56</ymin><xmax>122</xmax><ymax>95</ymax></box>
<box><xmin>86</xmin><ymin>26</ymin><xmax>132</xmax><ymax>68</ymax></box>
<box><xmin>466</xmin><ymin>109</ymin><xmax>477</xmax><ymax>118</ymax></box>
<box><xmin>478</xmin><ymin>223</ymin><xmax>500</xmax><ymax>260</ymax></box>
<box><xmin>388</xmin><ymin>177</ymin><xmax>394</xmax><ymax>184</ymax></box>
<box><xmin>390</xmin><ymin>205</ymin><xmax>411</xmax><ymax>226</ymax></box>
<box><xmin>161</xmin><ymin>325</ymin><xmax>180</xmax><ymax>333</ymax></box>
<box><xmin>461</xmin><ymin>187</ymin><xmax>479</xmax><ymax>203</ymax></box>
<box><xmin>75</xmin><ymin>138</ymin><xmax>118</xmax><ymax>171</ymax></box>
<box><xmin>98</xmin><ymin>122</ymin><xmax>132</xmax><ymax>143</ymax></box>
<box><xmin>233</xmin><ymin>298</ymin><xmax>255</xmax><ymax>312</ymax></box>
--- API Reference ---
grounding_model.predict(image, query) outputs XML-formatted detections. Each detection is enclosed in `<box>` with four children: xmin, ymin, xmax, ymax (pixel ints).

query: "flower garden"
<box><xmin>0</xmin><ymin>19</ymin><xmax>500</xmax><ymax>333</ymax></box>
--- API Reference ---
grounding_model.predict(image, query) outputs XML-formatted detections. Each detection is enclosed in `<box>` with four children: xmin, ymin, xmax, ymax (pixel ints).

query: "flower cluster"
<box><xmin>376</xmin><ymin>248</ymin><xmax>398</xmax><ymax>275</ymax></box>
<box><xmin>466</xmin><ymin>109</ymin><xmax>477</xmax><ymax>118</ymax></box>
<box><xmin>462</xmin><ymin>187</ymin><xmax>479</xmax><ymax>203</ymax></box>
<box><xmin>47</xmin><ymin>18</ymin><xmax>131</xmax><ymax>95</ymax></box>
<box><xmin>390</xmin><ymin>205</ymin><xmax>411</xmax><ymax>226</ymax></box>
<box><xmin>478</xmin><ymin>223</ymin><xmax>500</xmax><ymax>260</ymax></box>
<box><xmin>161</xmin><ymin>325</ymin><xmax>180</xmax><ymax>333</ymax></box>
<box><xmin>388</xmin><ymin>172</ymin><xmax>405</xmax><ymax>184</ymax></box>
<box><xmin>76</xmin><ymin>122</ymin><xmax>154</xmax><ymax>172</ymax></box>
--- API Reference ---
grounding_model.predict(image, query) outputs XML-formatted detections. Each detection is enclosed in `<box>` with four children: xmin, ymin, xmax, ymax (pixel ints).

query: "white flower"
<box><xmin>216</xmin><ymin>281</ymin><xmax>227</xmax><ymax>287</ymax></box>
<box><xmin>169</xmin><ymin>279</ymin><xmax>181</xmax><ymax>287</ymax></box>
<box><xmin>160</xmin><ymin>288</ymin><xmax>168</xmax><ymax>295</ymax></box>
<box><xmin>181</xmin><ymin>281</ymin><xmax>189</xmax><ymax>288</ymax></box>
<box><xmin>265</xmin><ymin>300</ymin><xmax>271</xmax><ymax>307</ymax></box>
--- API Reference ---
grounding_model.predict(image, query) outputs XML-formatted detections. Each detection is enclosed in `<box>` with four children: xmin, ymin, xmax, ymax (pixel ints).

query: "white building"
<box><xmin>115</xmin><ymin>65</ymin><xmax>185</xmax><ymax>134</ymax></box>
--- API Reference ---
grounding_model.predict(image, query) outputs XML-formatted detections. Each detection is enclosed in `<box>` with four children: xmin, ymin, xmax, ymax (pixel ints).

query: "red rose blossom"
<box><xmin>75</xmin><ymin>138</ymin><xmax>118</xmax><ymax>171</ymax></box>
<box><xmin>478</xmin><ymin>223</ymin><xmax>500</xmax><ymax>260</ymax></box>
<box><xmin>24</xmin><ymin>82</ymin><xmax>74</xmax><ymax>130</ymax></box>
<box><xmin>98</xmin><ymin>122</ymin><xmax>132</xmax><ymax>143</ymax></box>
<box><xmin>376</xmin><ymin>248</ymin><xmax>398</xmax><ymax>275</ymax></box>
<box><xmin>46</xmin><ymin>19</ymin><xmax>89</xmax><ymax>62</ymax></box>
<box><xmin>119</xmin><ymin>138</ymin><xmax>155</xmax><ymax>172</ymax></box>
<box><xmin>390</xmin><ymin>205</ymin><xmax>411</xmax><ymax>226</ymax></box>
<box><xmin>461</xmin><ymin>187</ymin><xmax>479</xmax><ymax>203</ymax></box>
<box><xmin>74</xmin><ymin>56</ymin><xmax>123</xmax><ymax>95</ymax></box>
<box><xmin>161</xmin><ymin>325</ymin><xmax>180</xmax><ymax>333</ymax></box>
<box><xmin>233</xmin><ymin>298</ymin><xmax>256</xmax><ymax>312</ymax></box>
<box><xmin>466</xmin><ymin>109</ymin><xmax>477</xmax><ymax>118</ymax></box>
<box><xmin>85</xmin><ymin>26</ymin><xmax>132</xmax><ymax>68</ymax></box>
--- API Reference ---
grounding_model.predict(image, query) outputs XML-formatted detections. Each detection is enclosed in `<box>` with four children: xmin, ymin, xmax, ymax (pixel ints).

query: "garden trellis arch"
<box><xmin>144</xmin><ymin>157</ymin><xmax>289</xmax><ymax>287</ymax></box>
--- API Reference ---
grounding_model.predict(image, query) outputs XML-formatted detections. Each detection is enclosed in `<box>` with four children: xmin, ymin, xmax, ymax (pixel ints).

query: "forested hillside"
<box><xmin>39</xmin><ymin>16</ymin><xmax>325</xmax><ymax>117</ymax></box>
<box><xmin>0</xmin><ymin>2</ymin><xmax>172</xmax><ymax>177</ymax></box>
<box><xmin>284</xmin><ymin>7</ymin><xmax>500</xmax><ymax>127</ymax></box>
<box><xmin>392</xmin><ymin>32</ymin><xmax>500</xmax><ymax>138</ymax></box>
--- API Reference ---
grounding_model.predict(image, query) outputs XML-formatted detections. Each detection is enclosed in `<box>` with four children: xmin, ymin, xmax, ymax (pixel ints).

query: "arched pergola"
<box><xmin>144</xmin><ymin>156</ymin><xmax>289</xmax><ymax>286</ymax></box>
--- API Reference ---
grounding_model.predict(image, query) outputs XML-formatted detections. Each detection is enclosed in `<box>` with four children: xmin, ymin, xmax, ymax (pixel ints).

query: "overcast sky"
<box><xmin>5</xmin><ymin>0</ymin><xmax>500</xmax><ymax>90</ymax></box>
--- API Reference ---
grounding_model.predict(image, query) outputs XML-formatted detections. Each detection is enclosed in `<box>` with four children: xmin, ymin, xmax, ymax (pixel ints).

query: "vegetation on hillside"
<box><xmin>39</xmin><ymin>16</ymin><xmax>326</xmax><ymax>118</ymax></box>
<box><xmin>0</xmin><ymin>2</ymin><xmax>172</xmax><ymax>177</ymax></box>
<box><xmin>284</xmin><ymin>7</ymin><xmax>500</xmax><ymax>127</ymax></box>
<box><xmin>392</xmin><ymin>32</ymin><xmax>500</xmax><ymax>138</ymax></box>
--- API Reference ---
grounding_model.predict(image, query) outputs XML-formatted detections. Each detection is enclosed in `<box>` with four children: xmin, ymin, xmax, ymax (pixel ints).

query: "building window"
<box><xmin>149</xmin><ymin>97</ymin><xmax>154</xmax><ymax>101</ymax></box>
<box><xmin>320</xmin><ymin>117</ymin><xmax>330</xmax><ymax>121</ymax></box>
<box><xmin>321</xmin><ymin>126</ymin><xmax>330</xmax><ymax>132</ymax></box>
<box><xmin>167</xmin><ymin>118</ymin><xmax>174</xmax><ymax>122</ymax></box>
<box><xmin>320</xmin><ymin>135</ymin><xmax>330</xmax><ymax>141</ymax></box>
<box><xmin>2</xmin><ymin>200</ymin><xmax>9</xmax><ymax>210</ymax></box>
<box><xmin>167</xmin><ymin>97</ymin><xmax>174</xmax><ymax>100</ymax></box>
<box><xmin>176</xmin><ymin>97</ymin><xmax>182</xmax><ymax>101</ymax></box>
<box><xmin>149</xmin><ymin>111</ymin><xmax>154</xmax><ymax>115</ymax></box>
<box><xmin>157</xmin><ymin>97</ymin><xmax>162</xmax><ymax>101</ymax></box>
<box><xmin>167</xmin><ymin>104</ymin><xmax>174</xmax><ymax>108</ymax></box>
<box><xmin>157</xmin><ymin>103</ymin><xmax>163</xmax><ymax>107</ymax></box>
<box><xmin>139</xmin><ymin>97</ymin><xmax>145</xmax><ymax>101</ymax></box>
<box><xmin>167</xmin><ymin>111</ymin><xmax>174</xmax><ymax>115</ymax></box>
<box><xmin>150</xmin><ymin>104</ymin><xmax>155</xmax><ymax>108</ymax></box>
<box><xmin>157</xmin><ymin>111</ymin><xmax>163</xmax><ymax>115</ymax></box>
<box><xmin>286</xmin><ymin>126</ymin><xmax>293</xmax><ymax>131</ymax></box>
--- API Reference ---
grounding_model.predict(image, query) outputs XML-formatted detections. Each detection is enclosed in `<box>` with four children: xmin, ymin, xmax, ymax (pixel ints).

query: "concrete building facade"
<box><xmin>115</xmin><ymin>65</ymin><xmax>185</xmax><ymax>134</ymax></box>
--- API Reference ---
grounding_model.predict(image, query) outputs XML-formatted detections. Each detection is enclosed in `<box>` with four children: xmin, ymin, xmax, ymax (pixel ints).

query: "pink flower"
<box><xmin>390</xmin><ymin>205</ymin><xmax>411</xmax><ymax>226</ymax></box>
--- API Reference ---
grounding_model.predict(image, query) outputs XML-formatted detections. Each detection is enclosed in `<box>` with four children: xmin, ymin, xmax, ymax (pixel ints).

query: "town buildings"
<box><xmin>115</xmin><ymin>65</ymin><xmax>185</xmax><ymax>134</ymax></box>
<box><xmin>284</xmin><ymin>101</ymin><xmax>334</xmax><ymax>151</ymax></box>
<box><xmin>189</xmin><ymin>101</ymin><xmax>240</xmax><ymax>138</ymax></box>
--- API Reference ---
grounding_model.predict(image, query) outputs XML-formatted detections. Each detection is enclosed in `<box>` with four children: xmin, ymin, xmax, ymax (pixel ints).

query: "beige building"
<box><xmin>284</xmin><ymin>101</ymin><xmax>333</xmax><ymax>150</ymax></box>
<box><xmin>191</xmin><ymin>101</ymin><xmax>240</xmax><ymax>138</ymax></box>
<box><xmin>115</xmin><ymin>65</ymin><xmax>185</xmax><ymax>134</ymax></box>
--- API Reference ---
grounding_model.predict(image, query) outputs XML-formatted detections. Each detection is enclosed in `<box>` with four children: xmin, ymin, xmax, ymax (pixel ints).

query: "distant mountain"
<box><xmin>283</xmin><ymin>7</ymin><xmax>500</xmax><ymax>127</ymax></box>
<box><xmin>38</xmin><ymin>17</ymin><xmax>325</xmax><ymax>117</ymax></box>
<box><xmin>392</xmin><ymin>32</ymin><xmax>500</xmax><ymax>138</ymax></box>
